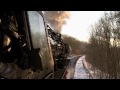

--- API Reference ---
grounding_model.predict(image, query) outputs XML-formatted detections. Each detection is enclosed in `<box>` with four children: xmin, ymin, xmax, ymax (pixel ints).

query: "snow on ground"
<box><xmin>65</xmin><ymin>55</ymin><xmax>110</xmax><ymax>79</ymax></box>
<box><xmin>73</xmin><ymin>55</ymin><xmax>111</xmax><ymax>79</ymax></box>
<box><xmin>83</xmin><ymin>56</ymin><xmax>110</xmax><ymax>79</ymax></box>
<box><xmin>73</xmin><ymin>55</ymin><xmax>90</xmax><ymax>79</ymax></box>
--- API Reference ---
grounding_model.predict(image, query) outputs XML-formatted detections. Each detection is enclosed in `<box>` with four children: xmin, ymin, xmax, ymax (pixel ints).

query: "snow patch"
<box><xmin>73</xmin><ymin>55</ymin><xmax>90</xmax><ymax>79</ymax></box>
<box><xmin>83</xmin><ymin>56</ymin><xmax>110</xmax><ymax>79</ymax></box>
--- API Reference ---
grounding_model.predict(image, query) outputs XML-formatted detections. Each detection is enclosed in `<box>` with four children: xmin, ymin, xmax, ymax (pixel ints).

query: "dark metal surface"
<box><xmin>0</xmin><ymin>11</ymin><xmax>54</xmax><ymax>79</ymax></box>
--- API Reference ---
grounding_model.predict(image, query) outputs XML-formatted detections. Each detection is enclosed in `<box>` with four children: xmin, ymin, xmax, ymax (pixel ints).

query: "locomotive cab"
<box><xmin>0</xmin><ymin>11</ymin><xmax>54</xmax><ymax>79</ymax></box>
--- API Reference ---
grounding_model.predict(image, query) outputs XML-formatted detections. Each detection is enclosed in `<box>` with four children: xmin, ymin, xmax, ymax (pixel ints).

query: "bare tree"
<box><xmin>86</xmin><ymin>11</ymin><xmax>120</xmax><ymax>79</ymax></box>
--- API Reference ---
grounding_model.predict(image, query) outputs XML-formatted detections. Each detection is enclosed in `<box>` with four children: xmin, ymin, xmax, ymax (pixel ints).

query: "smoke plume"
<box><xmin>43</xmin><ymin>11</ymin><xmax>70</xmax><ymax>33</ymax></box>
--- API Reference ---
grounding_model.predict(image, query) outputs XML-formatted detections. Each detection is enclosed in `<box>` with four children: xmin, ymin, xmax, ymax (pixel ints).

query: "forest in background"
<box><xmin>62</xmin><ymin>35</ymin><xmax>87</xmax><ymax>55</ymax></box>
<box><xmin>86</xmin><ymin>11</ymin><xmax>120</xmax><ymax>79</ymax></box>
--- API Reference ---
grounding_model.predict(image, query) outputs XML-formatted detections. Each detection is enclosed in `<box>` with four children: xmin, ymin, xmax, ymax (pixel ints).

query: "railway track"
<box><xmin>62</xmin><ymin>55</ymin><xmax>81</xmax><ymax>79</ymax></box>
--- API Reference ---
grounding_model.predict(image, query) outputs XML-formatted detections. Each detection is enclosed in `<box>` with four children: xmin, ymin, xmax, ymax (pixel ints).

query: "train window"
<box><xmin>27</xmin><ymin>11</ymin><xmax>52</xmax><ymax>70</ymax></box>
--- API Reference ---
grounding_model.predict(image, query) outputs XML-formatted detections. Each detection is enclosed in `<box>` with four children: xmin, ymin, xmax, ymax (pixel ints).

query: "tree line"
<box><xmin>86</xmin><ymin>11</ymin><xmax>120</xmax><ymax>79</ymax></box>
<box><xmin>62</xmin><ymin>35</ymin><xmax>87</xmax><ymax>55</ymax></box>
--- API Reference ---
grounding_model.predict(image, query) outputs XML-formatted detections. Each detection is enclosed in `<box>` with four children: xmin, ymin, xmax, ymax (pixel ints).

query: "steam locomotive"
<box><xmin>46</xmin><ymin>24</ymin><xmax>71</xmax><ymax>70</ymax></box>
<box><xmin>0</xmin><ymin>11</ymin><xmax>71</xmax><ymax>79</ymax></box>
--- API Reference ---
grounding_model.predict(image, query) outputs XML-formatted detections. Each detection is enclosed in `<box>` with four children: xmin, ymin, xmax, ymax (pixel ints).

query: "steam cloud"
<box><xmin>43</xmin><ymin>11</ymin><xmax>70</xmax><ymax>33</ymax></box>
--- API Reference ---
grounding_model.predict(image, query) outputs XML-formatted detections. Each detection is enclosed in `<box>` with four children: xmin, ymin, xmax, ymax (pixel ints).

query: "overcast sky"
<box><xmin>61</xmin><ymin>11</ymin><xmax>105</xmax><ymax>42</ymax></box>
